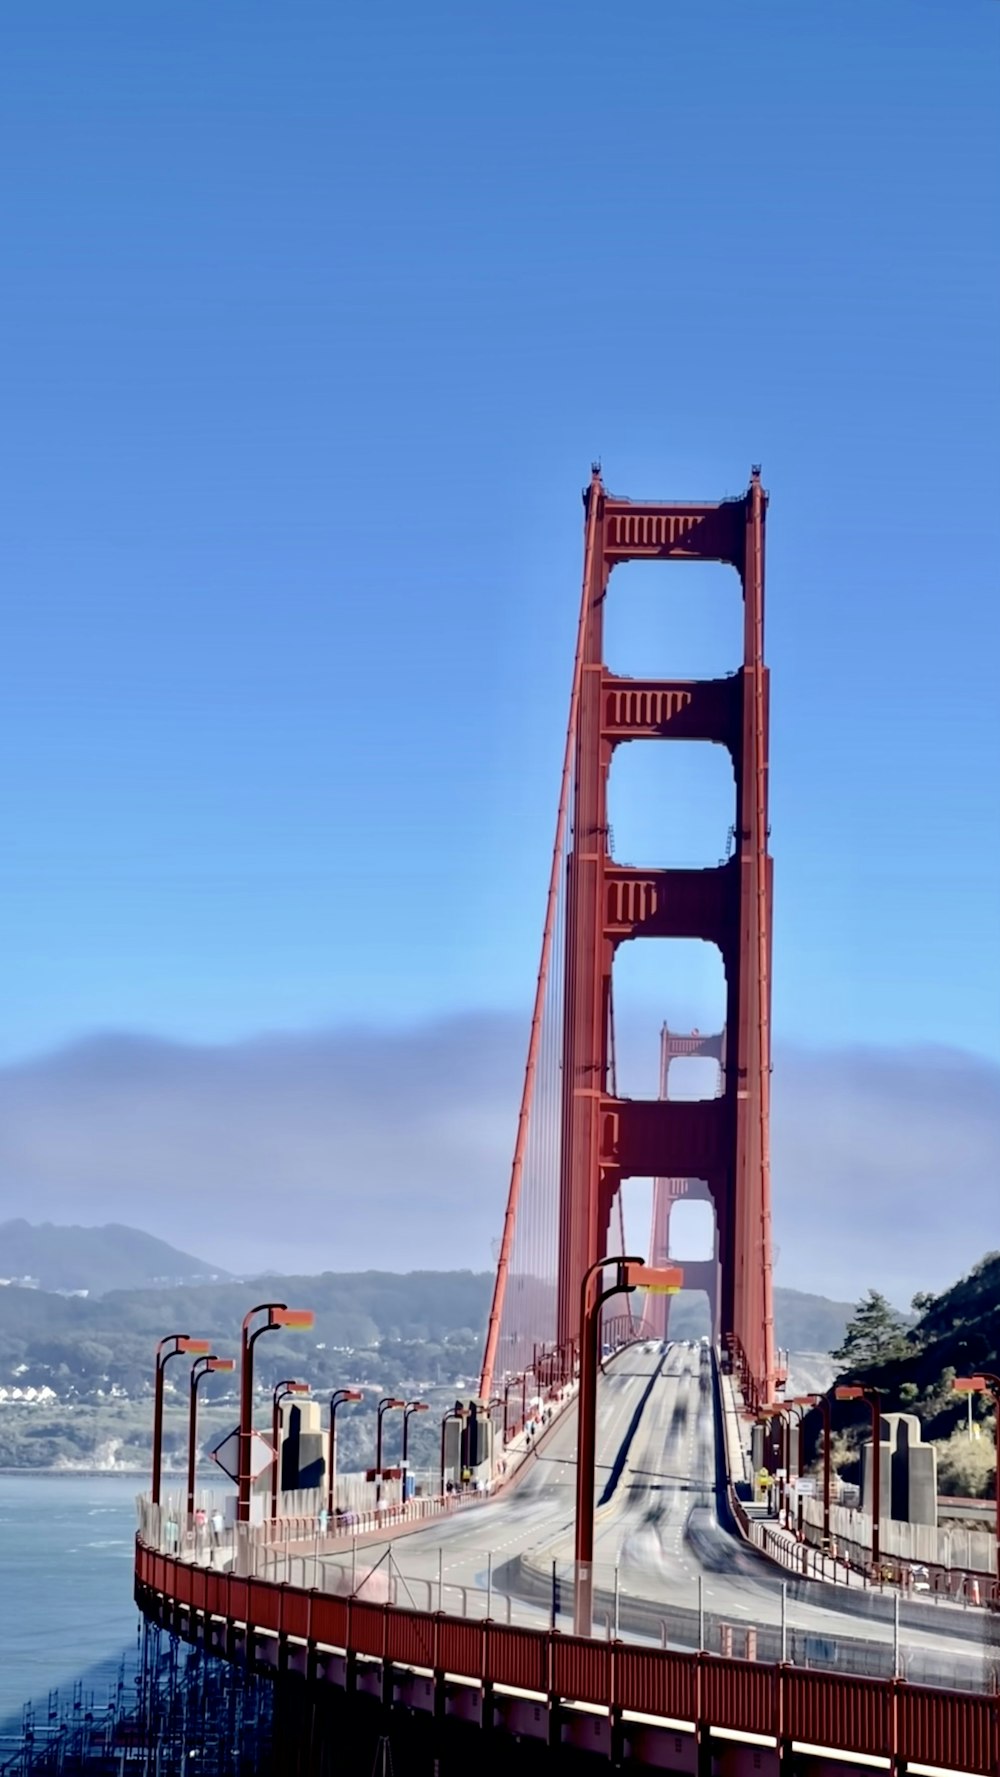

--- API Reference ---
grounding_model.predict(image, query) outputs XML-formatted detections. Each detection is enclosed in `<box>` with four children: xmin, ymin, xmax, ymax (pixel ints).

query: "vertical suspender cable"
<box><xmin>479</xmin><ymin>472</ymin><xmax>603</xmax><ymax>1403</ymax></box>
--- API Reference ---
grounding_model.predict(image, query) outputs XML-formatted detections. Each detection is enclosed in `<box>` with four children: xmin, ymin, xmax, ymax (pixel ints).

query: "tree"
<box><xmin>934</xmin><ymin>1424</ymin><xmax>996</xmax><ymax>1500</ymax></box>
<box><xmin>831</xmin><ymin>1288</ymin><xmax>910</xmax><ymax>1371</ymax></box>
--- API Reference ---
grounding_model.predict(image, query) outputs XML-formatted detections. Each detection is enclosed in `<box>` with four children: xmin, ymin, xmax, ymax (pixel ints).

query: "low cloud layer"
<box><xmin>0</xmin><ymin>1019</ymin><xmax>996</xmax><ymax>1306</ymax></box>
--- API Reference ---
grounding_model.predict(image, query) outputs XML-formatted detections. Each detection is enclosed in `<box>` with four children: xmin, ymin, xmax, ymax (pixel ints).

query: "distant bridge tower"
<box><xmin>646</xmin><ymin>1024</ymin><xmax>724</xmax><ymax>1344</ymax></box>
<box><xmin>557</xmin><ymin>469</ymin><xmax>776</xmax><ymax>1406</ymax></box>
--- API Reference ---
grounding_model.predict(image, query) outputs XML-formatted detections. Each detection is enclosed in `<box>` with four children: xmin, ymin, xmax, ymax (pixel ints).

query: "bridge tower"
<box><xmin>557</xmin><ymin>468</ymin><xmax>776</xmax><ymax>1406</ymax></box>
<box><xmin>646</xmin><ymin>1023</ymin><xmax>724</xmax><ymax>1344</ymax></box>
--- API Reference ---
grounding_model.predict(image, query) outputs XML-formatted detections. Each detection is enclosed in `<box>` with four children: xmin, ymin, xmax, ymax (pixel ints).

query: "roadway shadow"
<box><xmin>596</xmin><ymin>1348</ymin><xmax>671</xmax><ymax>1508</ymax></box>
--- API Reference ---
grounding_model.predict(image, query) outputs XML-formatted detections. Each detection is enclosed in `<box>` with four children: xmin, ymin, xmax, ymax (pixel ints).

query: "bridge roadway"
<box><xmin>331</xmin><ymin>1342</ymin><xmax>993</xmax><ymax>1692</ymax></box>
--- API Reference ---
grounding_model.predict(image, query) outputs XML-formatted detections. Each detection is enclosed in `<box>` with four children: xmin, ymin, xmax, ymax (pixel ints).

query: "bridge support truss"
<box><xmin>557</xmin><ymin>468</ymin><xmax>776</xmax><ymax>1407</ymax></box>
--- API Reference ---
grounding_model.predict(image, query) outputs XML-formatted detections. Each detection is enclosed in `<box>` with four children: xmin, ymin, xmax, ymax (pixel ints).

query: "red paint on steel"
<box><xmin>614</xmin><ymin>1646</ymin><xmax>699</xmax><ymax>1723</ymax></box>
<box><xmin>228</xmin><ymin>1577</ymin><xmax>250</xmax><ymax>1624</ymax></box>
<box><xmin>478</xmin><ymin>470</ymin><xmax>604</xmax><ymax>1405</ymax></box>
<box><xmin>279</xmin><ymin>1589</ymin><xmax>311</xmax><ymax>1640</ymax></box>
<box><xmin>551</xmin><ymin>1636</ymin><xmax>611</xmax><ymax>1707</ymax></box>
<box><xmin>347</xmin><ymin>1600</ymin><xmax>388</xmax><ymax>1661</ymax></box>
<box><xmin>310</xmin><ymin>1594</ymin><xmax>349</xmax><ymax>1648</ymax></box>
<box><xmin>647</xmin><ymin>1026</ymin><xmax>724</xmax><ymax>1343</ymax></box>
<box><xmin>700</xmin><ymin>1655</ymin><xmax>775</xmax><ymax>1736</ymax></box>
<box><xmin>897</xmin><ymin>1684</ymin><xmax>998</xmax><ymax>1777</ymax></box>
<box><xmin>783</xmin><ymin>1669</ymin><xmax>892</xmax><ymax>1760</ymax></box>
<box><xmin>136</xmin><ymin>1543</ymin><xmax>1000</xmax><ymax>1772</ymax></box>
<box><xmin>438</xmin><ymin>1618</ymin><xmax>487</xmax><ymax>1681</ymax></box>
<box><xmin>483</xmin><ymin>1624</ymin><xmax>549</xmax><ymax>1695</ymax></box>
<box><xmin>385</xmin><ymin>1608</ymin><xmax>438</xmax><ymax>1672</ymax></box>
<box><xmin>247</xmin><ymin>1581</ymin><xmax>274</xmax><ymax>1631</ymax></box>
<box><xmin>554</xmin><ymin>470</ymin><xmax>776</xmax><ymax>1404</ymax></box>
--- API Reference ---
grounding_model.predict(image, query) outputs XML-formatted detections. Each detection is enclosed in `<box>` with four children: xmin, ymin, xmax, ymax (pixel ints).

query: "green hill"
<box><xmin>0</xmin><ymin>1219</ymin><xmax>231</xmax><ymax>1296</ymax></box>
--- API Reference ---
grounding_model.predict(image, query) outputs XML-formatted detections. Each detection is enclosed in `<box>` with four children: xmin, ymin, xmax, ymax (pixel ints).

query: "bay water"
<box><xmin>0</xmin><ymin>1474</ymin><xmax>142</xmax><ymax>1734</ymax></box>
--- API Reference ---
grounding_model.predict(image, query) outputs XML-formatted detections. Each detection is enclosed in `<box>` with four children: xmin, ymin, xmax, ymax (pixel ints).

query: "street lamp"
<box><xmin>760</xmin><ymin>1403</ymin><xmax>793</xmax><ymax>1524</ymax></box>
<box><xmin>327</xmin><ymin>1389</ymin><xmax>364</xmax><ymax>1518</ymax></box>
<box><xmin>780</xmin><ymin>1399</ymin><xmax>815</xmax><ymax>1531</ymax></box>
<box><xmin>187</xmin><ymin>1355</ymin><xmax>235</xmax><ymax>1519</ymax></box>
<box><xmin>501</xmin><ymin>1380</ymin><xmax>515</xmax><ymax>1445</ymax></box>
<box><xmin>836</xmin><ymin>1384</ymin><xmax>884</xmax><ymax>1573</ymax></box>
<box><xmin>402</xmin><ymin>1400</ymin><xmax>429</xmax><ymax>1493</ymax></box>
<box><xmin>802</xmin><ymin>1390</ymin><xmax>835</xmax><ymax>1550</ymax></box>
<box><xmin>237</xmin><ymin>1303</ymin><xmax>315</xmax><ymax>1522</ymax></box>
<box><xmin>271</xmin><ymin>1380</ymin><xmax>310</xmax><ymax>1524</ymax></box>
<box><xmin>575</xmin><ymin>1256</ymin><xmax>681</xmax><ymax>1635</ymax></box>
<box><xmin>152</xmin><ymin>1334</ymin><xmax>211</xmax><ymax>1506</ymax></box>
<box><xmin>375</xmin><ymin>1397</ymin><xmax>406</xmax><ymax>1507</ymax></box>
<box><xmin>440</xmin><ymin>1404</ymin><xmax>468</xmax><ymax>1494</ymax></box>
<box><xmin>954</xmin><ymin>1375</ymin><xmax>1000</xmax><ymax>1581</ymax></box>
<box><xmin>521</xmin><ymin>1360</ymin><xmax>539</xmax><ymax>1433</ymax></box>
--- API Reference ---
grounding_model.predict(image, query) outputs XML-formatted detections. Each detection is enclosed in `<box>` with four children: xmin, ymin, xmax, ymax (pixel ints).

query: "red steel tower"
<box><xmin>557</xmin><ymin>468</ymin><xmax>776</xmax><ymax>1405</ymax></box>
<box><xmin>646</xmin><ymin>1023</ymin><xmax>724</xmax><ymax>1344</ymax></box>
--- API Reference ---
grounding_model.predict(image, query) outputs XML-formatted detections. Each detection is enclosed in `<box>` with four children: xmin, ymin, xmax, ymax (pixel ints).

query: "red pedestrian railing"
<box><xmin>134</xmin><ymin>1538</ymin><xmax>1000</xmax><ymax>1775</ymax></box>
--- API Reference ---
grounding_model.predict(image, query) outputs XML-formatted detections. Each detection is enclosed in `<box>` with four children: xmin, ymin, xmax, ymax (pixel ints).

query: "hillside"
<box><xmin>0</xmin><ymin>1219</ymin><xmax>230</xmax><ymax>1296</ymax></box>
<box><xmin>665</xmin><ymin>1286</ymin><xmax>853</xmax><ymax>1352</ymax></box>
<box><xmin>825</xmin><ymin>1254</ymin><xmax>1000</xmax><ymax>1496</ymax></box>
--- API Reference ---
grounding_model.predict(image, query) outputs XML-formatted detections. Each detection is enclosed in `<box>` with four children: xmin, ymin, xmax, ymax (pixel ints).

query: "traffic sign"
<box><xmin>209</xmin><ymin>1425</ymin><xmax>274</xmax><ymax>1485</ymax></box>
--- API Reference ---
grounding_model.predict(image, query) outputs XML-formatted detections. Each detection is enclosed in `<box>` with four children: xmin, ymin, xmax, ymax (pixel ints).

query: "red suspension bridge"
<box><xmin>132</xmin><ymin>470</ymin><xmax>999</xmax><ymax>1777</ymax></box>
<box><xmin>481</xmin><ymin>466</ymin><xmax>777</xmax><ymax>1412</ymax></box>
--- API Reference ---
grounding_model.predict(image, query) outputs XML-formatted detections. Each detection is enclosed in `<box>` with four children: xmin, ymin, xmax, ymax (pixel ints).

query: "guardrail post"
<box><xmin>777</xmin><ymin>1659</ymin><xmax>793</xmax><ymax>1774</ymax></box>
<box><xmin>481</xmin><ymin>1619</ymin><xmax>494</xmax><ymax>1736</ymax></box>
<box><xmin>345</xmin><ymin>1598</ymin><xmax>357</xmax><ymax>1701</ymax></box>
<box><xmin>546</xmin><ymin>1627</ymin><xmax>560</xmax><ymax>1752</ymax></box>
<box><xmin>695</xmin><ymin>1652</ymin><xmax>711</xmax><ymax>1777</ymax></box>
<box><xmin>888</xmin><ymin>1677</ymin><xmax>904</xmax><ymax>1777</ymax></box>
<box><xmin>609</xmin><ymin>1639</ymin><xmax>625</xmax><ymax>1769</ymax></box>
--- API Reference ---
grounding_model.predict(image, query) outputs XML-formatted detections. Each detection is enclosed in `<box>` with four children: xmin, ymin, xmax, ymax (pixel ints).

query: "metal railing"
<box><xmin>135</xmin><ymin>1537</ymin><xmax>1000</xmax><ymax>1777</ymax></box>
<box><xmin>135</xmin><ymin>1494</ymin><xmax>1000</xmax><ymax>1696</ymax></box>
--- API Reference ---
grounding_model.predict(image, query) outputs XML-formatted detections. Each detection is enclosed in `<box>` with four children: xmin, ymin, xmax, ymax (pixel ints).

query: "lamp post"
<box><xmin>187</xmin><ymin>1355</ymin><xmax>235</xmax><ymax>1519</ymax></box>
<box><xmin>237</xmin><ymin>1303</ymin><xmax>315</xmax><ymax>1522</ymax></box>
<box><xmin>440</xmin><ymin>1405</ymin><xmax>468</xmax><ymax>1495</ymax></box>
<box><xmin>836</xmin><ymin>1384</ymin><xmax>884</xmax><ymax>1573</ymax></box>
<box><xmin>764</xmin><ymin>1404</ymin><xmax>793</xmax><ymax>1525</ymax></box>
<box><xmin>521</xmin><ymin>1362</ymin><xmax>538</xmax><ymax>1434</ymax></box>
<box><xmin>954</xmin><ymin>1375</ymin><xmax>1000</xmax><ymax>1581</ymax></box>
<box><xmin>783</xmin><ymin>1399</ymin><xmax>814</xmax><ymax>1531</ymax></box>
<box><xmin>575</xmin><ymin>1256</ymin><xmax>681</xmax><ymax>1635</ymax></box>
<box><xmin>271</xmin><ymin>1380</ymin><xmax>310</xmax><ymax>1524</ymax></box>
<box><xmin>152</xmin><ymin>1334</ymin><xmax>211</xmax><ymax>1507</ymax></box>
<box><xmin>375</xmin><ymin>1397</ymin><xmax>405</xmax><ymax>1507</ymax></box>
<box><xmin>502</xmin><ymin>1381</ymin><xmax>515</xmax><ymax>1445</ymax></box>
<box><xmin>402</xmin><ymin>1400</ymin><xmax>429</xmax><ymax>1496</ymax></box>
<box><xmin>803</xmin><ymin>1390</ymin><xmax>835</xmax><ymax>1549</ymax></box>
<box><xmin>327</xmin><ymin>1389</ymin><xmax>364</xmax><ymax>1518</ymax></box>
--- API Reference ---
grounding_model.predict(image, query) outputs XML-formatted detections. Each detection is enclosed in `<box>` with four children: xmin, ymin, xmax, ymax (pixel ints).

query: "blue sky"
<box><xmin>1</xmin><ymin>0</ymin><xmax>998</xmax><ymax>1071</ymax></box>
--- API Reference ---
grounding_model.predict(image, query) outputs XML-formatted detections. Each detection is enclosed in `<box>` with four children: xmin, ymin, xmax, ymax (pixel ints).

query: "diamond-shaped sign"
<box><xmin>209</xmin><ymin>1425</ymin><xmax>274</xmax><ymax>1486</ymax></box>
